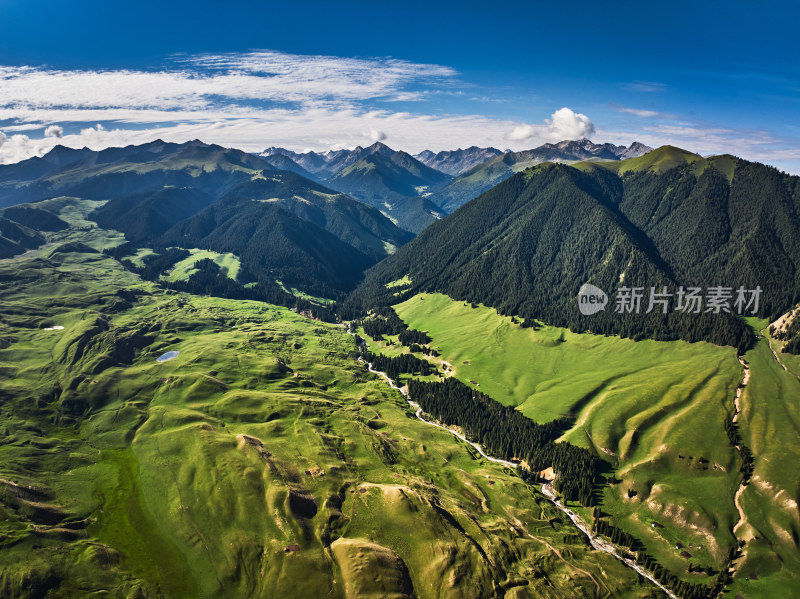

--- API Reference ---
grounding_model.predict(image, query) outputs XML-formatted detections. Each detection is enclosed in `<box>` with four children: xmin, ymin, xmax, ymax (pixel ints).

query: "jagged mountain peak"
<box><xmin>414</xmin><ymin>146</ymin><xmax>504</xmax><ymax>176</ymax></box>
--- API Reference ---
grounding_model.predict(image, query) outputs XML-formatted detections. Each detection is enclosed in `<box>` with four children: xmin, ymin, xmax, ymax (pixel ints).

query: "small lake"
<box><xmin>156</xmin><ymin>350</ymin><xmax>180</xmax><ymax>363</ymax></box>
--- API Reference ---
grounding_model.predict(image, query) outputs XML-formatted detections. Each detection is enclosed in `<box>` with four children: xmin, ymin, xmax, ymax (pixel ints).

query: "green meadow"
<box><xmin>393</xmin><ymin>292</ymin><xmax>796</xmax><ymax>591</ymax></box>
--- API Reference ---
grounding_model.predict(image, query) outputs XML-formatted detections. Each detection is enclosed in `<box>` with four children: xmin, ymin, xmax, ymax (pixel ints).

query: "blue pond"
<box><xmin>156</xmin><ymin>350</ymin><xmax>180</xmax><ymax>363</ymax></box>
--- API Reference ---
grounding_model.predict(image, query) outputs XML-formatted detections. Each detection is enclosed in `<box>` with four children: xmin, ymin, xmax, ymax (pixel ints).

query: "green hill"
<box><xmin>159</xmin><ymin>197</ymin><xmax>376</xmax><ymax>296</ymax></box>
<box><xmin>595</xmin><ymin>145</ymin><xmax>703</xmax><ymax>175</ymax></box>
<box><xmin>90</xmin><ymin>187</ymin><xmax>215</xmax><ymax>242</ymax></box>
<box><xmin>0</xmin><ymin>215</ymin><xmax>46</xmax><ymax>258</ymax></box>
<box><xmin>217</xmin><ymin>173</ymin><xmax>413</xmax><ymax>260</ymax></box>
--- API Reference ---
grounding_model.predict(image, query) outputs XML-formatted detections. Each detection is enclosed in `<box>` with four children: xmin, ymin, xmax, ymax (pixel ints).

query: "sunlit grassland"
<box><xmin>394</xmin><ymin>292</ymin><xmax>752</xmax><ymax>586</ymax></box>
<box><xmin>160</xmin><ymin>248</ymin><xmax>241</xmax><ymax>282</ymax></box>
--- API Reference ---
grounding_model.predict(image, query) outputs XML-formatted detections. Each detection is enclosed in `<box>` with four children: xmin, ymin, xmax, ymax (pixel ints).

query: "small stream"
<box><xmin>353</xmin><ymin>335</ymin><xmax>677</xmax><ymax>598</ymax></box>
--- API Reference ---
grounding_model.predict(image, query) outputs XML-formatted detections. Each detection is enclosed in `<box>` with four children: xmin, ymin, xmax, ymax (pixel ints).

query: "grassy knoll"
<box><xmin>394</xmin><ymin>292</ymin><xmax>753</xmax><ymax>589</ymax></box>
<box><xmin>160</xmin><ymin>248</ymin><xmax>241</xmax><ymax>283</ymax></box>
<box><xmin>128</xmin><ymin>247</ymin><xmax>157</xmax><ymax>268</ymax></box>
<box><xmin>0</xmin><ymin>220</ymin><xmax>655</xmax><ymax>597</ymax></box>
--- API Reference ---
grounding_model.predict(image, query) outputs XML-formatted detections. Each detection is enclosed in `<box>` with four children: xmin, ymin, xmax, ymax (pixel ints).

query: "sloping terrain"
<box><xmin>380</xmin><ymin>291</ymin><xmax>800</xmax><ymax>597</ymax></box>
<box><xmin>0</xmin><ymin>140</ymin><xmax>273</xmax><ymax>208</ymax></box>
<box><xmin>0</xmin><ymin>214</ymin><xmax>47</xmax><ymax>258</ymax></box>
<box><xmin>216</xmin><ymin>173</ymin><xmax>413</xmax><ymax>260</ymax></box>
<box><xmin>323</xmin><ymin>144</ymin><xmax>451</xmax><ymax>233</ymax></box>
<box><xmin>578</xmin><ymin>147</ymin><xmax>800</xmax><ymax>317</ymax></box>
<box><xmin>0</xmin><ymin>215</ymin><xmax>654</xmax><ymax>598</ymax></box>
<box><xmin>1</xmin><ymin>141</ymin><xmax>416</xmax><ymax>297</ymax></box>
<box><xmin>90</xmin><ymin>187</ymin><xmax>216</xmax><ymax>242</ymax></box>
<box><xmin>259</xmin><ymin>152</ymin><xmax>318</xmax><ymax>180</ymax></box>
<box><xmin>159</xmin><ymin>196</ymin><xmax>376</xmax><ymax>295</ymax></box>
<box><xmin>260</xmin><ymin>142</ymin><xmax>452</xmax><ymax>233</ymax></box>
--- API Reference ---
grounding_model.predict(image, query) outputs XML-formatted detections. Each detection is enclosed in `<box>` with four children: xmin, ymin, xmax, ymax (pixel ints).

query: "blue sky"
<box><xmin>1</xmin><ymin>0</ymin><xmax>798</xmax><ymax>171</ymax></box>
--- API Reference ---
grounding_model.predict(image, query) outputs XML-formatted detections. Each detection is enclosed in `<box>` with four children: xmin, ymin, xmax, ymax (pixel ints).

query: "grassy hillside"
<box><xmin>221</xmin><ymin>173</ymin><xmax>413</xmax><ymax>260</ymax></box>
<box><xmin>728</xmin><ymin>320</ymin><xmax>800</xmax><ymax>596</ymax></box>
<box><xmin>159</xmin><ymin>196</ymin><xmax>375</xmax><ymax>296</ymax></box>
<box><xmin>389</xmin><ymin>292</ymin><xmax>800</xmax><ymax>595</ymax></box>
<box><xmin>160</xmin><ymin>248</ymin><xmax>241</xmax><ymax>283</ymax></box>
<box><xmin>0</xmin><ymin>222</ymin><xmax>657</xmax><ymax>597</ymax></box>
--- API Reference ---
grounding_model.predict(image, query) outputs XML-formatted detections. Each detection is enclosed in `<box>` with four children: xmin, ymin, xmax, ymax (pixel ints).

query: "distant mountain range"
<box><xmin>260</xmin><ymin>139</ymin><xmax>652</xmax><ymax>220</ymax></box>
<box><xmin>414</xmin><ymin>146</ymin><xmax>504</xmax><ymax>175</ymax></box>
<box><xmin>428</xmin><ymin>139</ymin><xmax>652</xmax><ymax>213</ymax></box>
<box><xmin>258</xmin><ymin>152</ymin><xmax>318</xmax><ymax>181</ymax></box>
<box><xmin>260</xmin><ymin>142</ymin><xmax>452</xmax><ymax>233</ymax></box>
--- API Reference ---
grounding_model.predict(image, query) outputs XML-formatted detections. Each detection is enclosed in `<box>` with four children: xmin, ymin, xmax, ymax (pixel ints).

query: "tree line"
<box><xmin>407</xmin><ymin>377</ymin><xmax>603</xmax><ymax>505</ymax></box>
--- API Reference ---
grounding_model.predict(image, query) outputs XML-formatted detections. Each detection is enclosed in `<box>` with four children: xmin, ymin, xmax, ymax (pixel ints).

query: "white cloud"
<box><xmin>366</xmin><ymin>127</ymin><xmax>387</xmax><ymax>142</ymax></box>
<box><xmin>0</xmin><ymin>51</ymin><xmax>457</xmax><ymax>112</ymax></box>
<box><xmin>505</xmin><ymin>107</ymin><xmax>595</xmax><ymax>144</ymax></box>
<box><xmin>44</xmin><ymin>124</ymin><xmax>63</xmax><ymax>138</ymax></box>
<box><xmin>506</xmin><ymin>124</ymin><xmax>536</xmax><ymax>142</ymax></box>
<box><xmin>0</xmin><ymin>132</ymin><xmax>44</xmax><ymax>164</ymax></box>
<box><xmin>625</xmin><ymin>81</ymin><xmax>667</xmax><ymax>93</ymax></box>
<box><xmin>618</xmin><ymin>107</ymin><xmax>671</xmax><ymax>118</ymax></box>
<box><xmin>547</xmin><ymin>107</ymin><xmax>595</xmax><ymax>140</ymax></box>
<box><xmin>0</xmin><ymin>50</ymin><xmax>797</xmax><ymax>174</ymax></box>
<box><xmin>0</xmin><ymin>108</ymin><xmax>527</xmax><ymax>165</ymax></box>
<box><xmin>1</xmin><ymin>123</ymin><xmax>43</xmax><ymax>132</ymax></box>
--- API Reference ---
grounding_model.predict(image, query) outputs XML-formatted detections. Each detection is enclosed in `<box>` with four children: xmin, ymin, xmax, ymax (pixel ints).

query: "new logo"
<box><xmin>578</xmin><ymin>283</ymin><xmax>607</xmax><ymax>315</ymax></box>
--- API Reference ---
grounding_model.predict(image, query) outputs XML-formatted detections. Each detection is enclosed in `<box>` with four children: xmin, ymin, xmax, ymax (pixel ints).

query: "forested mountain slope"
<box><xmin>351</xmin><ymin>148</ymin><xmax>800</xmax><ymax>350</ymax></box>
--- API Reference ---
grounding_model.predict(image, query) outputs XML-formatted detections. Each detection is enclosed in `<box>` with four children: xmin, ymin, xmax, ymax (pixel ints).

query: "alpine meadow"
<box><xmin>1</xmin><ymin>4</ymin><xmax>799</xmax><ymax>598</ymax></box>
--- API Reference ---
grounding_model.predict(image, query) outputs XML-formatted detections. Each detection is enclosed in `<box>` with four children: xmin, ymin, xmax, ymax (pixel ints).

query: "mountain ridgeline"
<box><xmin>351</xmin><ymin>147</ymin><xmax>800</xmax><ymax>351</ymax></box>
<box><xmin>428</xmin><ymin>138</ymin><xmax>652</xmax><ymax>213</ymax></box>
<box><xmin>0</xmin><ymin>139</ymin><xmax>271</xmax><ymax>208</ymax></box>
<box><xmin>262</xmin><ymin>142</ymin><xmax>452</xmax><ymax>233</ymax></box>
<box><xmin>0</xmin><ymin>140</ymin><xmax>415</xmax><ymax>302</ymax></box>
<box><xmin>4</xmin><ymin>138</ymin><xmax>800</xmax><ymax>351</ymax></box>
<box><xmin>414</xmin><ymin>146</ymin><xmax>505</xmax><ymax>176</ymax></box>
